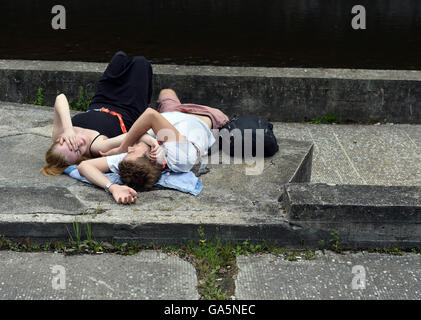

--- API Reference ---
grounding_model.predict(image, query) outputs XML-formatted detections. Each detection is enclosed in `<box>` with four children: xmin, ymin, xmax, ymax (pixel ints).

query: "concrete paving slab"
<box><xmin>273</xmin><ymin>122</ymin><xmax>421</xmax><ymax>186</ymax></box>
<box><xmin>272</xmin><ymin>123</ymin><xmax>343</xmax><ymax>185</ymax></box>
<box><xmin>0</xmin><ymin>125</ymin><xmax>22</xmax><ymax>138</ymax></box>
<box><xmin>305</xmin><ymin>125</ymin><xmax>365</xmax><ymax>185</ymax></box>
<box><xmin>235</xmin><ymin>252</ymin><xmax>421</xmax><ymax>300</ymax></box>
<box><xmin>0</xmin><ymin>184</ymin><xmax>86</xmax><ymax>215</ymax></box>
<box><xmin>0</xmin><ymin>132</ymin><xmax>73</xmax><ymax>185</ymax></box>
<box><xmin>0</xmin><ymin>102</ymin><xmax>54</xmax><ymax>131</ymax></box>
<box><xmin>400</xmin><ymin>124</ymin><xmax>421</xmax><ymax>147</ymax></box>
<box><xmin>0</xmin><ymin>250</ymin><xmax>199</xmax><ymax>299</ymax></box>
<box><xmin>26</xmin><ymin>125</ymin><xmax>54</xmax><ymax>138</ymax></box>
<box><xmin>332</xmin><ymin>124</ymin><xmax>421</xmax><ymax>186</ymax></box>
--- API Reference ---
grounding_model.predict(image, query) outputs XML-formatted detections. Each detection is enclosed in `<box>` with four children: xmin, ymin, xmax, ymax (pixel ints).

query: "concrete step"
<box><xmin>282</xmin><ymin>183</ymin><xmax>421</xmax><ymax>248</ymax></box>
<box><xmin>0</xmin><ymin>59</ymin><xmax>420</xmax><ymax>123</ymax></box>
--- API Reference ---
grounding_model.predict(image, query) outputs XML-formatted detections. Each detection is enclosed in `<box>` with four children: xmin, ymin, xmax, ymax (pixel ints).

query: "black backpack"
<box><xmin>216</xmin><ymin>116</ymin><xmax>279</xmax><ymax>157</ymax></box>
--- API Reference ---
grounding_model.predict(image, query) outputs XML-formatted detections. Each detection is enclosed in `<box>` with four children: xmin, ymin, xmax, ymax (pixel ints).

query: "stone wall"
<box><xmin>0</xmin><ymin>59</ymin><xmax>420</xmax><ymax>123</ymax></box>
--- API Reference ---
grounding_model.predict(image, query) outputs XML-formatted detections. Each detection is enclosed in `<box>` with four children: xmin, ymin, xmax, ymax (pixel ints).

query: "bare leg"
<box><xmin>158</xmin><ymin>88</ymin><xmax>178</xmax><ymax>100</ymax></box>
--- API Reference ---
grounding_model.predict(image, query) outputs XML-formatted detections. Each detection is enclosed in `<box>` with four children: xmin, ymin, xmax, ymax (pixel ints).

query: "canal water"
<box><xmin>0</xmin><ymin>0</ymin><xmax>420</xmax><ymax>69</ymax></box>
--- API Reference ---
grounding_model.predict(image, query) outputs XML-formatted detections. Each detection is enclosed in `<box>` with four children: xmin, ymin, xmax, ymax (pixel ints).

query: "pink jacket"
<box><xmin>156</xmin><ymin>92</ymin><xmax>229</xmax><ymax>129</ymax></box>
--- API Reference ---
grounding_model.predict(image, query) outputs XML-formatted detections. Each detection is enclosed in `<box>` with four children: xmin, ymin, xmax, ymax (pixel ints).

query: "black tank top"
<box><xmin>71</xmin><ymin>110</ymin><xmax>123</xmax><ymax>138</ymax></box>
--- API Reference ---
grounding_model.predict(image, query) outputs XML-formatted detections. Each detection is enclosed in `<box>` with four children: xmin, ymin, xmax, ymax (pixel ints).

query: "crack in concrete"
<box><xmin>331</xmin><ymin>129</ymin><xmax>367</xmax><ymax>185</ymax></box>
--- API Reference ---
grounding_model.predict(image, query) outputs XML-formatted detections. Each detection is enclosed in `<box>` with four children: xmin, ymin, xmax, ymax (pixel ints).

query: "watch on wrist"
<box><xmin>105</xmin><ymin>182</ymin><xmax>114</xmax><ymax>194</ymax></box>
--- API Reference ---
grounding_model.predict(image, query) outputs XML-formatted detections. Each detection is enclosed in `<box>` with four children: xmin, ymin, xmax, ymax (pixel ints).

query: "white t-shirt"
<box><xmin>147</xmin><ymin>112</ymin><xmax>216</xmax><ymax>172</ymax></box>
<box><xmin>106</xmin><ymin>152</ymin><xmax>127</xmax><ymax>173</ymax></box>
<box><xmin>147</xmin><ymin>112</ymin><xmax>215</xmax><ymax>154</ymax></box>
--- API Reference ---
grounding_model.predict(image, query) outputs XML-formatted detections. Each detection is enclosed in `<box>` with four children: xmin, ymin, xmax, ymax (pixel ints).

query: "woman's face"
<box><xmin>54</xmin><ymin>135</ymin><xmax>88</xmax><ymax>164</ymax></box>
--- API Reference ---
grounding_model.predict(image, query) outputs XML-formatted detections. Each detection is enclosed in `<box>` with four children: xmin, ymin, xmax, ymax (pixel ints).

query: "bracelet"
<box><xmin>105</xmin><ymin>182</ymin><xmax>114</xmax><ymax>194</ymax></box>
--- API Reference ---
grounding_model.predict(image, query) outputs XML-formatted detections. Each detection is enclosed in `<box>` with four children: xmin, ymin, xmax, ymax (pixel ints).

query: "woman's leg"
<box><xmin>90</xmin><ymin>52</ymin><xmax>153</xmax><ymax>119</ymax></box>
<box><xmin>129</xmin><ymin>55</ymin><xmax>153</xmax><ymax>112</ymax></box>
<box><xmin>90</xmin><ymin>51</ymin><xmax>129</xmax><ymax>110</ymax></box>
<box><xmin>104</xmin><ymin>51</ymin><xmax>129</xmax><ymax>76</ymax></box>
<box><xmin>156</xmin><ymin>88</ymin><xmax>181</xmax><ymax>112</ymax></box>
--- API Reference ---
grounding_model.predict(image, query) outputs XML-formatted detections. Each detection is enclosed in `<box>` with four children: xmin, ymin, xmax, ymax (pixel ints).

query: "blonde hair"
<box><xmin>41</xmin><ymin>142</ymin><xmax>87</xmax><ymax>176</ymax></box>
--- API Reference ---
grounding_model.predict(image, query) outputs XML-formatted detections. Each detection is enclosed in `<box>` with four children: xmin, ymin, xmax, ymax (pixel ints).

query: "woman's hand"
<box><xmin>109</xmin><ymin>184</ymin><xmax>138</xmax><ymax>204</ymax></box>
<box><xmin>57</xmin><ymin>129</ymin><xmax>79</xmax><ymax>151</ymax></box>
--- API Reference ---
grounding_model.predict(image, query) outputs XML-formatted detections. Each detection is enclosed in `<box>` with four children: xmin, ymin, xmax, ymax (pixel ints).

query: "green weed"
<box><xmin>75</xmin><ymin>86</ymin><xmax>92</xmax><ymax>111</ymax></box>
<box><xmin>33</xmin><ymin>88</ymin><xmax>45</xmax><ymax>106</ymax></box>
<box><xmin>1</xmin><ymin>227</ymin><xmax>418</xmax><ymax>300</ymax></box>
<box><xmin>329</xmin><ymin>230</ymin><xmax>342</xmax><ymax>253</ymax></box>
<box><xmin>308</xmin><ymin>113</ymin><xmax>339</xmax><ymax>124</ymax></box>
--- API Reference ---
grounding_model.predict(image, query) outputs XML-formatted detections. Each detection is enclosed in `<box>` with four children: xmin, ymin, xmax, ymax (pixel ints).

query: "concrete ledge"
<box><xmin>0</xmin><ymin>102</ymin><xmax>316</xmax><ymax>246</ymax></box>
<box><xmin>0</xmin><ymin>59</ymin><xmax>420</xmax><ymax>123</ymax></box>
<box><xmin>0</xmin><ymin>99</ymin><xmax>419</xmax><ymax>249</ymax></box>
<box><xmin>282</xmin><ymin>183</ymin><xmax>421</xmax><ymax>248</ymax></box>
<box><xmin>0</xmin><ymin>139</ymin><xmax>314</xmax><ymax>244</ymax></box>
<box><xmin>0</xmin><ymin>220</ymin><xmax>303</xmax><ymax>247</ymax></box>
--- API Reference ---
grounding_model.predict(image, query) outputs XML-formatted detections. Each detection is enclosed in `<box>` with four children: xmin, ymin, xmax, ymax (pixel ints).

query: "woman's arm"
<box><xmin>93</xmin><ymin>133</ymin><xmax>127</xmax><ymax>155</ymax></box>
<box><xmin>78</xmin><ymin>157</ymin><xmax>137</xmax><ymax>204</ymax></box>
<box><xmin>52</xmin><ymin>94</ymin><xmax>78</xmax><ymax>151</ymax></box>
<box><xmin>101</xmin><ymin>108</ymin><xmax>185</xmax><ymax>156</ymax></box>
<box><xmin>98</xmin><ymin>133</ymin><xmax>159</xmax><ymax>157</ymax></box>
<box><xmin>121</xmin><ymin>108</ymin><xmax>184</xmax><ymax>149</ymax></box>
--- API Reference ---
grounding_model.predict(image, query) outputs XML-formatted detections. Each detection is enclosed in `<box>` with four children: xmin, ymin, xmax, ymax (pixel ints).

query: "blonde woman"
<box><xmin>42</xmin><ymin>51</ymin><xmax>153</xmax><ymax>176</ymax></box>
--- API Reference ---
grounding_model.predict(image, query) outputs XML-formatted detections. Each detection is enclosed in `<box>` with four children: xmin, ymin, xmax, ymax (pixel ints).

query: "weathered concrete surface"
<box><xmin>272</xmin><ymin>122</ymin><xmax>421</xmax><ymax>186</ymax></box>
<box><xmin>0</xmin><ymin>59</ymin><xmax>420</xmax><ymax>123</ymax></box>
<box><xmin>0</xmin><ymin>138</ymin><xmax>312</xmax><ymax>243</ymax></box>
<box><xmin>282</xmin><ymin>183</ymin><xmax>421</xmax><ymax>248</ymax></box>
<box><xmin>235</xmin><ymin>252</ymin><xmax>421</xmax><ymax>300</ymax></box>
<box><xmin>0</xmin><ymin>251</ymin><xmax>199</xmax><ymax>300</ymax></box>
<box><xmin>0</xmin><ymin>102</ymin><xmax>312</xmax><ymax>244</ymax></box>
<box><xmin>284</xmin><ymin>184</ymin><xmax>421</xmax><ymax>222</ymax></box>
<box><xmin>0</xmin><ymin>250</ymin><xmax>419</xmax><ymax>300</ymax></box>
<box><xmin>2</xmin><ymin>101</ymin><xmax>419</xmax><ymax>187</ymax></box>
<box><xmin>0</xmin><ymin>101</ymin><xmax>420</xmax><ymax>247</ymax></box>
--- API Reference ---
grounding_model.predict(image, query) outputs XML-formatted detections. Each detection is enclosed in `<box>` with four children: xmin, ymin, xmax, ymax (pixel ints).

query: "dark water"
<box><xmin>0</xmin><ymin>0</ymin><xmax>420</xmax><ymax>69</ymax></box>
